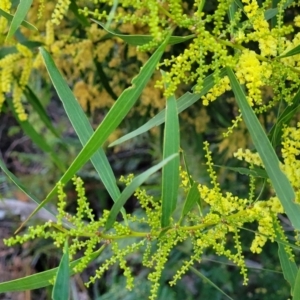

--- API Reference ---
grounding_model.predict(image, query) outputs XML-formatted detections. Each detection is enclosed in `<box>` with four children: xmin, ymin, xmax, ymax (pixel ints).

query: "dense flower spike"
<box><xmin>51</xmin><ymin>0</ymin><xmax>71</xmax><ymax>25</ymax></box>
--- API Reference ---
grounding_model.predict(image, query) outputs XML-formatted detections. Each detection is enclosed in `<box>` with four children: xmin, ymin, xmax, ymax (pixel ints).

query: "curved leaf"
<box><xmin>227</xmin><ymin>67</ymin><xmax>300</xmax><ymax>231</ymax></box>
<box><xmin>6</xmin><ymin>0</ymin><xmax>34</xmax><ymax>41</ymax></box>
<box><xmin>18</xmin><ymin>33</ymin><xmax>172</xmax><ymax>231</ymax></box>
<box><xmin>269</xmin><ymin>87</ymin><xmax>300</xmax><ymax>147</ymax></box>
<box><xmin>0</xmin><ymin>246</ymin><xmax>105</xmax><ymax>292</ymax></box>
<box><xmin>0</xmin><ymin>8</ymin><xmax>37</xmax><ymax>31</ymax></box>
<box><xmin>93</xmin><ymin>20</ymin><xmax>194</xmax><ymax>46</ymax></box>
<box><xmin>105</xmin><ymin>154</ymin><xmax>178</xmax><ymax>230</ymax></box>
<box><xmin>109</xmin><ymin>68</ymin><xmax>227</xmax><ymax>147</ymax></box>
<box><xmin>52</xmin><ymin>241</ymin><xmax>70</xmax><ymax>300</ymax></box>
<box><xmin>278</xmin><ymin>238</ymin><xmax>298</xmax><ymax>296</ymax></box>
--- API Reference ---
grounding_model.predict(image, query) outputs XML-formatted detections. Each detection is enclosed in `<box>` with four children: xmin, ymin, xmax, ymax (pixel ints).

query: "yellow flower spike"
<box><xmin>51</xmin><ymin>0</ymin><xmax>71</xmax><ymax>25</ymax></box>
<box><xmin>12</xmin><ymin>83</ymin><xmax>27</xmax><ymax>121</ymax></box>
<box><xmin>0</xmin><ymin>0</ymin><xmax>11</xmax><ymax>41</ymax></box>
<box><xmin>16</xmin><ymin>44</ymin><xmax>32</xmax><ymax>58</ymax></box>
<box><xmin>0</xmin><ymin>87</ymin><xmax>5</xmax><ymax>112</ymax></box>
<box><xmin>281</xmin><ymin>124</ymin><xmax>300</xmax><ymax>191</ymax></box>
<box><xmin>45</xmin><ymin>20</ymin><xmax>54</xmax><ymax>46</ymax></box>
<box><xmin>295</xmin><ymin>15</ymin><xmax>300</xmax><ymax>27</ymax></box>
<box><xmin>19</xmin><ymin>58</ymin><xmax>33</xmax><ymax>88</ymax></box>
<box><xmin>233</xmin><ymin>148</ymin><xmax>263</xmax><ymax>167</ymax></box>
<box><xmin>56</xmin><ymin>181</ymin><xmax>67</xmax><ymax>226</ymax></box>
<box><xmin>0</xmin><ymin>53</ymin><xmax>20</xmax><ymax>93</ymax></box>
<box><xmin>1</xmin><ymin>64</ymin><xmax>14</xmax><ymax>93</ymax></box>
<box><xmin>37</xmin><ymin>0</ymin><xmax>45</xmax><ymax>19</ymax></box>
<box><xmin>201</xmin><ymin>76</ymin><xmax>231</xmax><ymax>106</ymax></box>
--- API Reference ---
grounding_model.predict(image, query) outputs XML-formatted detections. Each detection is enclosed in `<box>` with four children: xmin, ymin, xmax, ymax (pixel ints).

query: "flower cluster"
<box><xmin>2</xmin><ymin>1</ymin><xmax>300</xmax><ymax>298</ymax></box>
<box><xmin>5</xmin><ymin>137</ymin><xmax>294</xmax><ymax>299</ymax></box>
<box><xmin>0</xmin><ymin>43</ymin><xmax>33</xmax><ymax>121</ymax></box>
<box><xmin>281</xmin><ymin>123</ymin><xmax>300</xmax><ymax>202</ymax></box>
<box><xmin>235</xmin><ymin>50</ymin><xmax>272</xmax><ymax>106</ymax></box>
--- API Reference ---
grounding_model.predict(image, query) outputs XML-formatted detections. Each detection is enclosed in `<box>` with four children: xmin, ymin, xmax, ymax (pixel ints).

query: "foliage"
<box><xmin>1</xmin><ymin>0</ymin><xmax>300</xmax><ymax>299</ymax></box>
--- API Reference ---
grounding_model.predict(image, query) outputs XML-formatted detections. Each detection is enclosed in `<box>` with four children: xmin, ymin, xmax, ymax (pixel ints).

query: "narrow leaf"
<box><xmin>227</xmin><ymin>67</ymin><xmax>300</xmax><ymax>230</ymax></box>
<box><xmin>93</xmin><ymin>20</ymin><xmax>194</xmax><ymax>46</ymax></box>
<box><xmin>24</xmin><ymin>86</ymin><xmax>62</xmax><ymax>139</ymax></box>
<box><xmin>7</xmin><ymin>99</ymin><xmax>65</xmax><ymax>172</ymax></box>
<box><xmin>233</xmin><ymin>0</ymin><xmax>244</xmax><ymax>10</ymax></box>
<box><xmin>278</xmin><ymin>239</ymin><xmax>298</xmax><ymax>294</ymax></box>
<box><xmin>0</xmin><ymin>158</ymin><xmax>56</xmax><ymax>218</ymax></box>
<box><xmin>214</xmin><ymin>165</ymin><xmax>268</xmax><ymax>178</ymax></box>
<box><xmin>228</xmin><ymin>2</ymin><xmax>238</xmax><ymax>23</ymax></box>
<box><xmin>110</xmin><ymin>68</ymin><xmax>227</xmax><ymax>147</ymax></box>
<box><xmin>269</xmin><ymin>88</ymin><xmax>300</xmax><ymax>147</ymax></box>
<box><xmin>180</xmin><ymin>182</ymin><xmax>200</xmax><ymax>223</ymax></box>
<box><xmin>105</xmin><ymin>154</ymin><xmax>178</xmax><ymax>230</ymax></box>
<box><xmin>293</xmin><ymin>268</ymin><xmax>300</xmax><ymax>298</ymax></box>
<box><xmin>18</xmin><ymin>34</ymin><xmax>171</xmax><ymax>230</ymax></box>
<box><xmin>0</xmin><ymin>42</ymin><xmax>42</xmax><ymax>59</ymax></box>
<box><xmin>181</xmin><ymin>150</ymin><xmax>194</xmax><ymax>187</ymax></box>
<box><xmin>0</xmin><ymin>246</ymin><xmax>105</xmax><ymax>292</ymax></box>
<box><xmin>6</xmin><ymin>0</ymin><xmax>34</xmax><ymax>41</ymax></box>
<box><xmin>264</xmin><ymin>8</ymin><xmax>277</xmax><ymax>21</ymax></box>
<box><xmin>264</xmin><ymin>0</ymin><xmax>294</xmax><ymax>21</ymax></box>
<box><xmin>69</xmin><ymin>0</ymin><xmax>90</xmax><ymax>27</ymax></box>
<box><xmin>161</xmin><ymin>90</ymin><xmax>180</xmax><ymax>228</ymax></box>
<box><xmin>0</xmin><ymin>8</ymin><xmax>37</xmax><ymax>31</ymax></box>
<box><xmin>52</xmin><ymin>241</ymin><xmax>70</xmax><ymax>300</ymax></box>
<box><xmin>39</xmin><ymin>48</ymin><xmax>120</xmax><ymax>203</ymax></box>
<box><xmin>94</xmin><ymin>59</ymin><xmax>118</xmax><ymax>100</ymax></box>
<box><xmin>278</xmin><ymin>44</ymin><xmax>300</xmax><ymax>58</ymax></box>
<box><xmin>190</xmin><ymin>267</ymin><xmax>234</xmax><ymax>300</ymax></box>
<box><xmin>181</xmin><ymin>150</ymin><xmax>202</xmax><ymax>217</ymax></box>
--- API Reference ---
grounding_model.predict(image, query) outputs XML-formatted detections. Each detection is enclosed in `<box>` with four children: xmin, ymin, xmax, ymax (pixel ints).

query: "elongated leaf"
<box><xmin>19</xmin><ymin>34</ymin><xmax>171</xmax><ymax>230</ymax></box>
<box><xmin>161</xmin><ymin>90</ymin><xmax>180</xmax><ymax>228</ymax></box>
<box><xmin>24</xmin><ymin>86</ymin><xmax>62</xmax><ymax>139</ymax></box>
<box><xmin>279</xmin><ymin>44</ymin><xmax>300</xmax><ymax>58</ymax></box>
<box><xmin>41</xmin><ymin>32</ymin><xmax>170</xmax><ymax>190</ymax></box>
<box><xmin>214</xmin><ymin>165</ymin><xmax>268</xmax><ymax>178</ymax></box>
<box><xmin>228</xmin><ymin>1</ymin><xmax>238</xmax><ymax>24</ymax></box>
<box><xmin>0</xmin><ymin>158</ymin><xmax>56</xmax><ymax>219</ymax></box>
<box><xmin>7</xmin><ymin>99</ymin><xmax>65</xmax><ymax>172</ymax></box>
<box><xmin>270</xmin><ymin>0</ymin><xmax>280</xmax><ymax>28</ymax></box>
<box><xmin>0</xmin><ymin>41</ymin><xmax>43</xmax><ymax>58</ymax></box>
<box><xmin>264</xmin><ymin>0</ymin><xmax>294</xmax><ymax>21</ymax></box>
<box><xmin>0</xmin><ymin>246</ymin><xmax>105</xmax><ymax>292</ymax></box>
<box><xmin>40</xmin><ymin>48</ymin><xmax>120</xmax><ymax>203</ymax></box>
<box><xmin>6</xmin><ymin>0</ymin><xmax>33</xmax><ymax>41</ymax></box>
<box><xmin>0</xmin><ymin>8</ymin><xmax>37</xmax><ymax>31</ymax></box>
<box><xmin>264</xmin><ymin>8</ymin><xmax>278</xmax><ymax>21</ymax></box>
<box><xmin>105</xmin><ymin>0</ymin><xmax>118</xmax><ymax>28</ymax></box>
<box><xmin>278</xmin><ymin>238</ymin><xmax>298</xmax><ymax>295</ymax></box>
<box><xmin>269</xmin><ymin>88</ymin><xmax>300</xmax><ymax>147</ymax></box>
<box><xmin>110</xmin><ymin>68</ymin><xmax>227</xmax><ymax>147</ymax></box>
<box><xmin>69</xmin><ymin>0</ymin><xmax>90</xmax><ymax>27</ymax></box>
<box><xmin>105</xmin><ymin>154</ymin><xmax>178</xmax><ymax>230</ymax></box>
<box><xmin>93</xmin><ymin>20</ymin><xmax>194</xmax><ymax>46</ymax></box>
<box><xmin>227</xmin><ymin>67</ymin><xmax>300</xmax><ymax>230</ymax></box>
<box><xmin>181</xmin><ymin>150</ymin><xmax>194</xmax><ymax>187</ymax></box>
<box><xmin>233</xmin><ymin>0</ymin><xmax>244</xmax><ymax>10</ymax></box>
<box><xmin>181</xmin><ymin>150</ymin><xmax>202</xmax><ymax>217</ymax></box>
<box><xmin>52</xmin><ymin>241</ymin><xmax>70</xmax><ymax>300</ymax></box>
<box><xmin>94</xmin><ymin>59</ymin><xmax>118</xmax><ymax>100</ymax></box>
<box><xmin>180</xmin><ymin>182</ymin><xmax>200</xmax><ymax>223</ymax></box>
<box><xmin>190</xmin><ymin>267</ymin><xmax>234</xmax><ymax>300</ymax></box>
<box><xmin>293</xmin><ymin>268</ymin><xmax>300</xmax><ymax>298</ymax></box>
<box><xmin>0</xmin><ymin>46</ymin><xmax>17</xmax><ymax>58</ymax></box>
